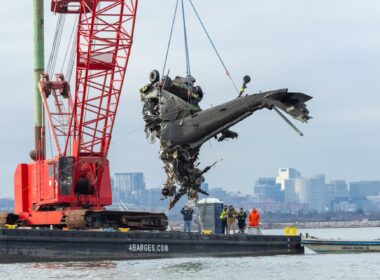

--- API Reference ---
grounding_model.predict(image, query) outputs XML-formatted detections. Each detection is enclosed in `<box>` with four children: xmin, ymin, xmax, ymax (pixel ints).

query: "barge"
<box><xmin>0</xmin><ymin>229</ymin><xmax>303</xmax><ymax>263</ymax></box>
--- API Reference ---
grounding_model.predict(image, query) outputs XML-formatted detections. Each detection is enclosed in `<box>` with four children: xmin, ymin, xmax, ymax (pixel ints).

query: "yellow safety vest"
<box><xmin>220</xmin><ymin>210</ymin><xmax>228</xmax><ymax>220</ymax></box>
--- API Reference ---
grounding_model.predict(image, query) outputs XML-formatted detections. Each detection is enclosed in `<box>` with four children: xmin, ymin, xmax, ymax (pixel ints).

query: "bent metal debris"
<box><xmin>140</xmin><ymin>70</ymin><xmax>312</xmax><ymax>209</ymax></box>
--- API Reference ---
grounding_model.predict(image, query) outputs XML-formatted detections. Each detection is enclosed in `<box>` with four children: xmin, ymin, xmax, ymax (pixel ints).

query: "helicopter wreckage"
<box><xmin>140</xmin><ymin>70</ymin><xmax>312</xmax><ymax>209</ymax></box>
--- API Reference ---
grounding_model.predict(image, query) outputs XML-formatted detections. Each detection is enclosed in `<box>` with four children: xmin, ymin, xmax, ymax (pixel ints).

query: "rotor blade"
<box><xmin>273</xmin><ymin>107</ymin><xmax>304</xmax><ymax>137</ymax></box>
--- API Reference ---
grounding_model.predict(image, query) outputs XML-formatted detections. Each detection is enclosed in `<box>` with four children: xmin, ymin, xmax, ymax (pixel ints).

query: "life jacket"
<box><xmin>248</xmin><ymin>210</ymin><xmax>260</xmax><ymax>227</ymax></box>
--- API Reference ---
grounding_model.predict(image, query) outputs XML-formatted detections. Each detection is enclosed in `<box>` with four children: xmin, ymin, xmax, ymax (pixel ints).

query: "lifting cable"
<box><xmin>45</xmin><ymin>15</ymin><xmax>77</xmax><ymax>157</ymax></box>
<box><xmin>162</xmin><ymin>0</ymin><xmax>179</xmax><ymax>76</ymax></box>
<box><xmin>162</xmin><ymin>0</ymin><xmax>192</xmax><ymax>77</ymax></box>
<box><xmin>45</xmin><ymin>13</ymin><xmax>66</xmax><ymax>158</ymax></box>
<box><xmin>66</xmin><ymin>36</ymin><xmax>77</xmax><ymax>82</ymax></box>
<box><xmin>188</xmin><ymin>0</ymin><xmax>239</xmax><ymax>94</ymax></box>
<box><xmin>62</xmin><ymin>15</ymin><xmax>78</xmax><ymax>81</ymax></box>
<box><xmin>181</xmin><ymin>0</ymin><xmax>191</xmax><ymax>77</ymax></box>
<box><xmin>162</xmin><ymin>0</ymin><xmax>240</xmax><ymax>95</ymax></box>
<box><xmin>66</xmin><ymin>19</ymin><xmax>78</xmax><ymax>82</ymax></box>
<box><xmin>47</xmin><ymin>14</ymin><xmax>66</xmax><ymax>77</ymax></box>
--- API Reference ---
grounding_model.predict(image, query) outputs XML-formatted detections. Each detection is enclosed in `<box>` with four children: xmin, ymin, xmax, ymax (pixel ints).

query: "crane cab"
<box><xmin>14</xmin><ymin>156</ymin><xmax>112</xmax><ymax>226</ymax></box>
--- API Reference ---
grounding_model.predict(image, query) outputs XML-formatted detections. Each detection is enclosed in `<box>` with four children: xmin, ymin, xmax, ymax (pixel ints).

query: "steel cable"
<box><xmin>66</xmin><ymin>33</ymin><xmax>77</xmax><ymax>82</ymax></box>
<box><xmin>47</xmin><ymin>14</ymin><xmax>66</xmax><ymax>77</ymax></box>
<box><xmin>181</xmin><ymin>0</ymin><xmax>191</xmax><ymax>76</ymax></box>
<box><xmin>188</xmin><ymin>0</ymin><xmax>240</xmax><ymax>94</ymax></box>
<box><xmin>162</xmin><ymin>0</ymin><xmax>179</xmax><ymax>76</ymax></box>
<box><xmin>61</xmin><ymin>15</ymin><xmax>78</xmax><ymax>76</ymax></box>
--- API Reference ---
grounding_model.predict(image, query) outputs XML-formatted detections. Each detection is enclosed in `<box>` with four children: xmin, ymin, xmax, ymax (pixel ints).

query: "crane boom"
<box><xmin>69</xmin><ymin>0</ymin><xmax>138</xmax><ymax>158</ymax></box>
<box><xmin>45</xmin><ymin>0</ymin><xmax>138</xmax><ymax>158</ymax></box>
<box><xmin>10</xmin><ymin>0</ymin><xmax>167</xmax><ymax>230</ymax></box>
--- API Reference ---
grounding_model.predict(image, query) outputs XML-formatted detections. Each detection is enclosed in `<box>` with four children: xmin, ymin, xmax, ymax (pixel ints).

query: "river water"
<box><xmin>0</xmin><ymin>227</ymin><xmax>379</xmax><ymax>280</ymax></box>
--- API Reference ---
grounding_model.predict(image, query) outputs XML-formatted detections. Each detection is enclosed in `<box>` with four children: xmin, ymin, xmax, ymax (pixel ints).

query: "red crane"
<box><xmin>10</xmin><ymin>0</ymin><xmax>167</xmax><ymax>229</ymax></box>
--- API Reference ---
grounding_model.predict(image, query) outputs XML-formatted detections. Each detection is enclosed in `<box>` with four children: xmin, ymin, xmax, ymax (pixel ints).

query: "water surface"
<box><xmin>1</xmin><ymin>227</ymin><xmax>379</xmax><ymax>280</ymax></box>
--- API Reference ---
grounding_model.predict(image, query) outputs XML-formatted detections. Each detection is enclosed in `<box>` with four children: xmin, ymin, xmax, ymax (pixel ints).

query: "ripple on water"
<box><xmin>0</xmin><ymin>228</ymin><xmax>380</xmax><ymax>280</ymax></box>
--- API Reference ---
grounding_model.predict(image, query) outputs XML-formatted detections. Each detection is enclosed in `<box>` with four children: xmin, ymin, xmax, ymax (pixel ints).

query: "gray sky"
<box><xmin>0</xmin><ymin>0</ymin><xmax>379</xmax><ymax>198</ymax></box>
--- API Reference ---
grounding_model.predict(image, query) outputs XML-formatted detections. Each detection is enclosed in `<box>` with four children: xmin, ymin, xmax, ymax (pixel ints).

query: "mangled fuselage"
<box><xmin>140</xmin><ymin>71</ymin><xmax>312</xmax><ymax>209</ymax></box>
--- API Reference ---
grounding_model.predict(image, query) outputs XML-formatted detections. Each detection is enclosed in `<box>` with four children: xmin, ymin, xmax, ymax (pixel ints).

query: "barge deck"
<box><xmin>0</xmin><ymin>229</ymin><xmax>303</xmax><ymax>263</ymax></box>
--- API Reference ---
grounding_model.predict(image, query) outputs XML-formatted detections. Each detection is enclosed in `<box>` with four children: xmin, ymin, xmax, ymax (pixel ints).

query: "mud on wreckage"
<box><xmin>140</xmin><ymin>70</ymin><xmax>313</xmax><ymax>209</ymax></box>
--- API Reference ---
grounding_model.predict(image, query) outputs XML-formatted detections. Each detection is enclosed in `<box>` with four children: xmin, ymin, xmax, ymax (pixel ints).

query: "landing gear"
<box><xmin>149</xmin><ymin>70</ymin><xmax>160</xmax><ymax>83</ymax></box>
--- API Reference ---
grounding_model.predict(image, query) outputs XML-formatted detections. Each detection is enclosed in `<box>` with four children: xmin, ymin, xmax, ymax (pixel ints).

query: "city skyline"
<box><xmin>1</xmin><ymin>168</ymin><xmax>380</xmax><ymax>215</ymax></box>
<box><xmin>0</xmin><ymin>166</ymin><xmax>379</xmax><ymax>199</ymax></box>
<box><xmin>106</xmin><ymin>169</ymin><xmax>380</xmax><ymax>214</ymax></box>
<box><xmin>111</xmin><ymin>166</ymin><xmax>378</xmax><ymax>192</ymax></box>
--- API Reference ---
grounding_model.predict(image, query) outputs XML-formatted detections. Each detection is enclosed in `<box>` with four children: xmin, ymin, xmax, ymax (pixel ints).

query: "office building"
<box><xmin>113</xmin><ymin>172</ymin><xmax>146</xmax><ymax>204</ymax></box>
<box><xmin>253</xmin><ymin>177</ymin><xmax>283</xmax><ymax>202</ymax></box>
<box><xmin>276</xmin><ymin>168</ymin><xmax>301</xmax><ymax>190</ymax></box>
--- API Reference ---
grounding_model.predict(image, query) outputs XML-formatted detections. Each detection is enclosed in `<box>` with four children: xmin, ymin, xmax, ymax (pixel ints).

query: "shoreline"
<box><xmin>262</xmin><ymin>220</ymin><xmax>380</xmax><ymax>229</ymax></box>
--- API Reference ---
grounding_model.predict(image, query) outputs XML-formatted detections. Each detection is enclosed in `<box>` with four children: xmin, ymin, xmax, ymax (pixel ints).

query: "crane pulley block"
<box><xmin>51</xmin><ymin>0</ymin><xmax>94</xmax><ymax>14</ymax></box>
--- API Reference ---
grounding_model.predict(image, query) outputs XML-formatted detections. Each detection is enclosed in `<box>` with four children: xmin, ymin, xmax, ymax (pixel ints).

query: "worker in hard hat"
<box><xmin>219</xmin><ymin>205</ymin><xmax>228</xmax><ymax>234</ymax></box>
<box><xmin>248</xmin><ymin>208</ymin><xmax>260</xmax><ymax>227</ymax></box>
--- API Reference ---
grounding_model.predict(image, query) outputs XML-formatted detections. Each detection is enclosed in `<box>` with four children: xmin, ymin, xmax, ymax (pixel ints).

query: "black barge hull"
<box><xmin>0</xmin><ymin>229</ymin><xmax>303</xmax><ymax>263</ymax></box>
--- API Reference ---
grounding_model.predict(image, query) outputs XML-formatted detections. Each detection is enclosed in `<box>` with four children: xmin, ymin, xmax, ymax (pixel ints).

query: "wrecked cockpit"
<box><xmin>140</xmin><ymin>70</ymin><xmax>312</xmax><ymax>209</ymax></box>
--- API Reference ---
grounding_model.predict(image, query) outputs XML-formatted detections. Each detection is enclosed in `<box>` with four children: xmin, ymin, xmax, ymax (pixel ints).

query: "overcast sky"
<box><xmin>0</xmin><ymin>0</ymin><xmax>379</xmax><ymax>198</ymax></box>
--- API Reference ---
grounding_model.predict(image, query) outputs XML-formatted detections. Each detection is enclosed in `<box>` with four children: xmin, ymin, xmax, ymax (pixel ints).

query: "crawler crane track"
<box><xmin>66</xmin><ymin>210</ymin><xmax>168</xmax><ymax>230</ymax></box>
